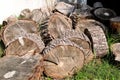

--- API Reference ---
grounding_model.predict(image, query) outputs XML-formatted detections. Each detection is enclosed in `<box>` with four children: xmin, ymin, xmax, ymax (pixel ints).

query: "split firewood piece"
<box><xmin>55</xmin><ymin>2</ymin><xmax>75</xmax><ymax>15</ymax></box>
<box><xmin>5</xmin><ymin>33</ymin><xmax>45</xmax><ymax>57</ymax></box>
<box><xmin>30</xmin><ymin>8</ymin><xmax>51</xmax><ymax>24</ymax></box>
<box><xmin>111</xmin><ymin>43</ymin><xmax>120</xmax><ymax>61</ymax></box>
<box><xmin>0</xmin><ymin>55</ymin><xmax>43</xmax><ymax>80</ymax></box>
<box><xmin>75</xmin><ymin>19</ymin><xmax>109</xmax><ymax>58</ymax></box>
<box><xmin>40</xmin><ymin>12</ymin><xmax>72</xmax><ymax>45</ymax></box>
<box><xmin>42</xmin><ymin>39</ymin><xmax>85</xmax><ymax>79</ymax></box>
<box><xmin>61</xmin><ymin>30</ymin><xmax>93</xmax><ymax>63</ymax></box>
<box><xmin>2</xmin><ymin>20</ymin><xmax>38</xmax><ymax>46</ymax></box>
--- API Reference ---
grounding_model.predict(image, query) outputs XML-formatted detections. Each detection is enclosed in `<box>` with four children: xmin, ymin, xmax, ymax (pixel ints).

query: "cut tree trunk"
<box><xmin>111</xmin><ymin>43</ymin><xmax>120</xmax><ymax>61</ymax></box>
<box><xmin>5</xmin><ymin>33</ymin><xmax>45</xmax><ymax>57</ymax></box>
<box><xmin>110</xmin><ymin>17</ymin><xmax>120</xmax><ymax>33</ymax></box>
<box><xmin>2</xmin><ymin>20</ymin><xmax>38</xmax><ymax>46</ymax></box>
<box><xmin>0</xmin><ymin>55</ymin><xmax>43</xmax><ymax>80</ymax></box>
<box><xmin>61</xmin><ymin>30</ymin><xmax>93</xmax><ymax>63</ymax></box>
<box><xmin>75</xmin><ymin>19</ymin><xmax>108</xmax><ymax>58</ymax></box>
<box><xmin>40</xmin><ymin>12</ymin><xmax>72</xmax><ymax>45</ymax></box>
<box><xmin>42</xmin><ymin>39</ymin><xmax>84</xmax><ymax>79</ymax></box>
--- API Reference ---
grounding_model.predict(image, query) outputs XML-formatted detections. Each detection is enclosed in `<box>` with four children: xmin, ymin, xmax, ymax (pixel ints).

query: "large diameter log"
<box><xmin>0</xmin><ymin>55</ymin><xmax>43</xmax><ymax>80</ymax></box>
<box><xmin>40</xmin><ymin>12</ymin><xmax>72</xmax><ymax>45</ymax></box>
<box><xmin>75</xmin><ymin>19</ymin><xmax>109</xmax><ymax>58</ymax></box>
<box><xmin>55</xmin><ymin>2</ymin><xmax>75</xmax><ymax>15</ymax></box>
<box><xmin>2</xmin><ymin>20</ymin><xmax>38</xmax><ymax>46</ymax></box>
<box><xmin>61</xmin><ymin>30</ymin><xmax>93</xmax><ymax>63</ymax></box>
<box><xmin>5</xmin><ymin>33</ymin><xmax>45</xmax><ymax>57</ymax></box>
<box><xmin>42</xmin><ymin>39</ymin><xmax>85</xmax><ymax>79</ymax></box>
<box><xmin>111</xmin><ymin>43</ymin><xmax>120</xmax><ymax>61</ymax></box>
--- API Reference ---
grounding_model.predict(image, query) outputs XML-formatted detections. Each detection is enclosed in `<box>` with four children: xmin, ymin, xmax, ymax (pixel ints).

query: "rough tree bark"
<box><xmin>75</xmin><ymin>19</ymin><xmax>108</xmax><ymax>58</ymax></box>
<box><xmin>111</xmin><ymin>43</ymin><xmax>120</xmax><ymax>61</ymax></box>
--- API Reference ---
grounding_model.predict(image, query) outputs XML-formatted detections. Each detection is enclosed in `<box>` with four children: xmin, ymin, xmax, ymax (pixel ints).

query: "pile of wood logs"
<box><xmin>0</xmin><ymin>1</ymin><xmax>109</xmax><ymax>80</ymax></box>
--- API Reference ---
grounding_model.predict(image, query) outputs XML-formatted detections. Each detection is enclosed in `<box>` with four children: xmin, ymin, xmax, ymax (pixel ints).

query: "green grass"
<box><xmin>73</xmin><ymin>59</ymin><xmax>120</xmax><ymax>80</ymax></box>
<box><xmin>0</xmin><ymin>40</ymin><xmax>5</xmax><ymax>57</ymax></box>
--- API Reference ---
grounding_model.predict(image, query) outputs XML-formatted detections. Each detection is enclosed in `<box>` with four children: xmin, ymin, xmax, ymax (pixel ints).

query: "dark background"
<box><xmin>87</xmin><ymin>0</ymin><xmax>120</xmax><ymax>15</ymax></box>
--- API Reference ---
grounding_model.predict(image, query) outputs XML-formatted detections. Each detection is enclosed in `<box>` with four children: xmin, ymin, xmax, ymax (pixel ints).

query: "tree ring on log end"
<box><xmin>2</xmin><ymin>20</ymin><xmax>38</xmax><ymax>46</ymax></box>
<box><xmin>5</xmin><ymin>33</ymin><xmax>44</xmax><ymax>57</ymax></box>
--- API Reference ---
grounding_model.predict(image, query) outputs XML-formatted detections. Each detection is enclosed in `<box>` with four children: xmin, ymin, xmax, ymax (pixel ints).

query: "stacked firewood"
<box><xmin>0</xmin><ymin>1</ymin><xmax>109</xmax><ymax>80</ymax></box>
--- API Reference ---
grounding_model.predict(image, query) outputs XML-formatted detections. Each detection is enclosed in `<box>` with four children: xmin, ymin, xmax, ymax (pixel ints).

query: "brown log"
<box><xmin>61</xmin><ymin>30</ymin><xmax>93</xmax><ymax>63</ymax></box>
<box><xmin>0</xmin><ymin>55</ymin><xmax>43</xmax><ymax>80</ymax></box>
<box><xmin>42</xmin><ymin>39</ymin><xmax>84</xmax><ymax>79</ymax></box>
<box><xmin>110</xmin><ymin>17</ymin><xmax>120</xmax><ymax>33</ymax></box>
<box><xmin>5</xmin><ymin>33</ymin><xmax>45</xmax><ymax>57</ymax></box>
<box><xmin>75</xmin><ymin>19</ymin><xmax>109</xmax><ymax>58</ymax></box>
<box><xmin>40</xmin><ymin>12</ymin><xmax>72</xmax><ymax>45</ymax></box>
<box><xmin>2</xmin><ymin>20</ymin><xmax>38</xmax><ymax>46</ymax></box>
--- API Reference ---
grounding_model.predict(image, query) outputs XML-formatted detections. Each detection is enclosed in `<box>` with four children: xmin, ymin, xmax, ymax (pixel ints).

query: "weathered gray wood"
<box><xmin>40</xmin><ymin>12</ymin><xmax>72</xmax><ymax>45</ymax></box>
<box><xmin>2</xmin><ymin>20</ymin><xmax>38</xmax><ymax>46</ymax></box>
<box><xmin>5</xmin><ymin>33</ymin><xmax>45</xmax><ymax>57</ymax></box>
<box><xmin>75</xmin><ymin>19</ymin><xmax>108</xmax><ymax>58</ymax></box>
<box><xmin>111</xmin><ymin>43</ymin><xmax>120</xmax><ymax>61</ymax></box>
<box><xmin>0</xmin><ymin>55</ymin><xmax>43</xmax><ymax>80</ymax></box>
<box><xmin>55</xmin><ymin>2</ymin><xmax>75</xmax><ymax>15</ymax></box>
<box><xmin>43</xmin><ymin>39</ymin><xmax>84</xmax><ymax>79</ymax></box>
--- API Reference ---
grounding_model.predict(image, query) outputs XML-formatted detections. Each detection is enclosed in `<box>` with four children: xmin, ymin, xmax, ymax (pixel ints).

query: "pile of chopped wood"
<box><xmin>0</xmin><ymin>1</ymin><xmax>109</xmax><ymax>80</ymax></box>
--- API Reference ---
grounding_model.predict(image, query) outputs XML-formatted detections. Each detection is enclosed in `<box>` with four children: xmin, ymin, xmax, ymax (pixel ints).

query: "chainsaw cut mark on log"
<box><xmin>2</xmin><ymin>20</ymin><xmax>38</xmax><ymax>46</ymax></box>
<box><xmin>42</xmin><ymin>39</ymin><xmax>85</xmax><ymax>79</ymax></box>
<box><xmin>75</xmin><ymin>19</ymin><xmax>108</xmax><ymax>58</ymax></box>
